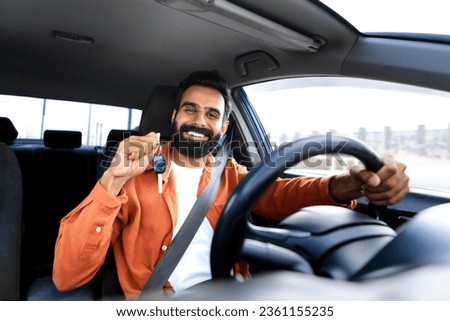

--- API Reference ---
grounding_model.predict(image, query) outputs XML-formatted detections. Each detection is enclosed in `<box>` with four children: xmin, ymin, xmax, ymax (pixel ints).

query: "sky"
<box><xmin>320</xmin><ymin>0</ymin><xmax>450</xmax><ymax>35</ymax></box>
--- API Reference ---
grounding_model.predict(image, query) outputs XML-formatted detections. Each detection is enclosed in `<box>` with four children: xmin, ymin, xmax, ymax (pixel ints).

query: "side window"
<box><xmin>0</xmin><ymin>95</ymin><xmax>142</xmax><ymax>146</ymax></box>
<box><xmin>244</xmin><ymin>77</ymin><xmax>450</xmax><ymax>194</ymax></box>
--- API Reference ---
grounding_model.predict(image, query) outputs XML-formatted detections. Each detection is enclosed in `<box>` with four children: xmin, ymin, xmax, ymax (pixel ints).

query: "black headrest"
<box><xmin>43</xmin><ymin>130</ymin><xmax>82</xmax><ymax>148</ymax></box>
<box><xmin>106</xmin><ymin>129</ymin><xmax>140</xmax><ymax>151</ymax></box>
<box><xmin>139</xmin><ymin>85</ymin><xmax>177</xmax><ymax>141</ymax></box>
<box><xmin>0</xmin><ymin>117</ymin><xmax>18</xmax><ymax>145</ymax></box>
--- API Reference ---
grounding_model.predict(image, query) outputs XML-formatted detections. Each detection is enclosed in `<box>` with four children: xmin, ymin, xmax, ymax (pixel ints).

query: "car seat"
<box><xmin>100</xmin><ymin>85</ymin><xmax>178</xmax><ymax>299</ymax></box>
<box><xmin>0</xmin><ymin>118</ymin><xmax>23</xmax><ymax>300</ymax></box>
<box><xmin>139</xmin><ymin>85</ymin><xmax>177</xmax><ymax>140</ymax></box>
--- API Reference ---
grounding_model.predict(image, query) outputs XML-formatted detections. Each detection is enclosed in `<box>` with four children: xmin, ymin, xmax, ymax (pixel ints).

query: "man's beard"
<box><xmin>171</xmin><ymin>123</ymin><xmax>222</xmax><ymax>159</ymax></box>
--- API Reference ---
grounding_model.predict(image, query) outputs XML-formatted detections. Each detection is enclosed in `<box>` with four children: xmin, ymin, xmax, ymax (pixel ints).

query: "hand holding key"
<box><xmin>100</xmin><ymin>132</ymin><xmax>161</xmax><ymax>196</ymax></box>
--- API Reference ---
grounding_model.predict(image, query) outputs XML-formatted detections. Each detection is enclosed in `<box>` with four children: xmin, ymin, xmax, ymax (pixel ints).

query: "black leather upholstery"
<box><xmin>13</xmin><ymin>131</ymin><xmax>99</xmax><ymax>292</ymax></box>
<box><xmin>43</xmin><ymin>130</ymin><xmax>82</xmax><ymax>149</ymax></box>
<box><xmin>0</xmin><ymin>142</ymin><xmax>23</xmax><ymax>300</ymax></box>
<box><xmin>139</xmin><ymin>85</ymin><xmax>177</xmax><ymax>140</ymax></box>
<box><xmin>0</xmin><ymin>117</ymin><xmax>18</xmax><ymax>145</ymax></box>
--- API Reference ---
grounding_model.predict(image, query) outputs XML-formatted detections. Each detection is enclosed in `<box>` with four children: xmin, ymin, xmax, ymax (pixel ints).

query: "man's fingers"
<box><xmin>359</xmin><ymin>156</ymin><xmax>409</xmax><ymax>206</ymax></box>
<box><xmin>121</xmin><ymin>132</ymin><xmax>161</xmax><ymax>158</ymax></box>
<box><xmin>374</xmin><ymin>156</ymin><xmax>402</xmax><ymax>182</ymax></box>
<box><xmin>349</xmin><ymin>165</ymin><xmax>381</xmax><ymax>187</ymax></box>
<box><xmin>364</xmin><ymin>182</ymin><xmax>410</xmax><ymax>206</ymax></box>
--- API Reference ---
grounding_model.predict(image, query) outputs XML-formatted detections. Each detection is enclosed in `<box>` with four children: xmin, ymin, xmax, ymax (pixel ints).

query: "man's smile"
<box><xmin>178</xmin><ymin>124</ymin><xmax>213</xmax><ymax>142</ymax></box>
<box><xmin>183</xmin><ymin>130</ymin><xmax>208</xmax><ymax>141</ymax></box>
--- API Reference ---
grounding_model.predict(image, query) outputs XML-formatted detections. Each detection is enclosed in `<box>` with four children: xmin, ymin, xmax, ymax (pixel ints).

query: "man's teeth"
<box><xmin>187</xmin><ymin>131</ymin><xmax>205</xmax><ymax>137</ymax></box>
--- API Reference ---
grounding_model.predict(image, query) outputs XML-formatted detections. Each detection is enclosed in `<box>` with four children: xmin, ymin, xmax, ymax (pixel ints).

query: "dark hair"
<box><xmin>175</xmin><ymin>70</ymin><xmax>232</xmax><ymax>122</ymax></box>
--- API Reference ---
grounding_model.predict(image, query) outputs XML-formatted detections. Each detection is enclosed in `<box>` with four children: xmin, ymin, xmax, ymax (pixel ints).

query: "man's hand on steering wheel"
<box><xmin>211</xmin><ymin>135</ymin><xmax>411</xmax><ymax>279</ymax></box>
<box><xmin>329</xmin><ymin>155</ymin><xmax>409</xmax><ymax>206</ymax></box>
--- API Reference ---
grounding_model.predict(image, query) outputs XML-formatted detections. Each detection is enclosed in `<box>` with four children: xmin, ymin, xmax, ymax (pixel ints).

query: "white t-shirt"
<box><xmin>168</xmin><ymin>161</ymin><xmax>214</xmax><ymax>293</ymax></box>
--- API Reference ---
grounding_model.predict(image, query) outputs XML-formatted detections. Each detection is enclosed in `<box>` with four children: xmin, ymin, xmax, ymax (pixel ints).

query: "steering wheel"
<box><xmin>210</xmin><ymin>135</ymin><xmax>385</xmax><ymax>279</ymax></box>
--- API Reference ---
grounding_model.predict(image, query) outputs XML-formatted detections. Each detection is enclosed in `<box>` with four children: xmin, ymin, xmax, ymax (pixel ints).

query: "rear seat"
<box><xmin>12</xmin><ymin>130</ymin><xmax>102</xmax><ymax>297</ymax></box>
<box><xmin>0</xmin><ymin>117</ymin><xmax>22</xmax><ymax>300</ymax></box>
<box><xmin>8</xmin><ymin>86</ymin><xmax>178</xmax><ymax>298</ymax></box>
<box><xmin>11</xmin><ymin>126</ymin><xmax>144</xmax><ymax>298</ymax></box>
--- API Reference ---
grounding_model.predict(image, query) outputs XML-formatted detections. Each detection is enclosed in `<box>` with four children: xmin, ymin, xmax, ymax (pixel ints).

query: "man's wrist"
<box><xmin>99</xmin><ymin>170</ymin><xmax>129</xmax><ymax>196</ymax></box>
<box><xmin>329</xmin><ymin>173</ymin><xmax>362</xmax><ymax>205</ymax></box>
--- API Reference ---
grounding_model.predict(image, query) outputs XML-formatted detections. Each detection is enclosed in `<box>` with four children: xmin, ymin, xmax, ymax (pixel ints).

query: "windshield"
<box><xmin>244</xmin><ymin>77</ymin><xmax>450</xmax><ymax>195</ymax></box>
<box><xmin>320</xmin><ymin>0</ymin><xmax>450</xmax><ymax>35</ymax></box>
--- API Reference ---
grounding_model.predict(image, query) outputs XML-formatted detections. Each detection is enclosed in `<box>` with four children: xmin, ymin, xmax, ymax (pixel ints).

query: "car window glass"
<box><xmin>244</xmin><ymin>77</ymin><xmax>450</xmax><ymax>194</ymax></box>
<box><xmin>320</xmin><ymin>0</ymin><xmax>450</xmax><ymax>35</ymax></box>
<box><xmin>0</xmin><ymin>94</ymin><xmax>142</xmax><ymax>146</ymax></box>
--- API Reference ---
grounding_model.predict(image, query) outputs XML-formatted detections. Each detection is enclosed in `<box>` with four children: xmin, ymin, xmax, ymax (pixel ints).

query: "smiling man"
<box><xmin>170</xmin><ymin>81</ymin><xmax>230</xmax><ymax>165</ymax></box>
<box><xmin>45</xmin><ymin>70</ymin><xmax>409</xmax><ymax>300</ymax></box>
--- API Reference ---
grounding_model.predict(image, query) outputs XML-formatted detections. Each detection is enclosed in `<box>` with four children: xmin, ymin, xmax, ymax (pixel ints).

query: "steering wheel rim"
<box><xmin>210</xmin><ymin>134</ymin><xmax>384</xmax><ymax>279</ymax></box>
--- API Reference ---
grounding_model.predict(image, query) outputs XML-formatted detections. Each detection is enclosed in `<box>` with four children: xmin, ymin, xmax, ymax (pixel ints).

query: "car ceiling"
<box><xmin>0</xmin><ymin>0</ymin><xmax>359</xmax><ymax>109</ymax></box>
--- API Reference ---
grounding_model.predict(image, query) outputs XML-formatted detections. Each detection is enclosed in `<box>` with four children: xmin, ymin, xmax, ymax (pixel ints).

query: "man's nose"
<box><xmin>193</xmin><ymin>112</ymin><xmax>207</xmax><ymax>127</ymax></box>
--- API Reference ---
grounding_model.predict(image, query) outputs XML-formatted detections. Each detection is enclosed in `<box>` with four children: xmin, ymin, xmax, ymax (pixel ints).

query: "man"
<box><xmin>51</xmin><ymin>70</ymin><xmax>409</xmax><ymax>300</ymax></box>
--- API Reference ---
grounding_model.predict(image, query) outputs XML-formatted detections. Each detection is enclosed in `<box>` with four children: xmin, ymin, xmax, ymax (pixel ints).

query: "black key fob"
<box><xmin>153</xmin><ymin>154</ymin><xmax>166</xmax><ymax>174</ymax></box>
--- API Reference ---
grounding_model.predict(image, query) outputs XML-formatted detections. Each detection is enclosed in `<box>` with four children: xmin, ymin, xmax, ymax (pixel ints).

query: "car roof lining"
<box><xmin>0</xmin><ymin>0</ymin><xmax>358</xmax><ymax>109</ymax></box>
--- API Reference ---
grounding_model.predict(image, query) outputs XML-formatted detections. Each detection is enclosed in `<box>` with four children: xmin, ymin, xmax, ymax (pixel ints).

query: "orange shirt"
<box><xmin>53</xmin><ymin>143</ymin><xmax>355</xmax><ymax>299</ymax></box>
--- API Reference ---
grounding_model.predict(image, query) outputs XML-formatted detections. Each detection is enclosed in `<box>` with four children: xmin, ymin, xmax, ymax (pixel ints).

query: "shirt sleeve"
<box><xmin>251</xmin><ymin>175</ymin><xmax>357</xmax><ymax>221</ymax></box>
<box><xmin>52</xmin><ymin>181</ymin><xmax>128</xmax><ymax>291</ymax></box>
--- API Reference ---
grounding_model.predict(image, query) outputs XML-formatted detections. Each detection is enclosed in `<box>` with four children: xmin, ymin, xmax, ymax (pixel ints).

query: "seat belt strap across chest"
<box><xmin>142</xmin><ymin>133</ymin><xmax>231</xmax><ymax>293</ymax></box>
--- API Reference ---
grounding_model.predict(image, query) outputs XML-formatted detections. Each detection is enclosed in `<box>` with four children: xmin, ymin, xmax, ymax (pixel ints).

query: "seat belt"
<box><xmin>141</xmin><ymin>132</ymin><xmax>232</xmax><ymax>294</ymax></box>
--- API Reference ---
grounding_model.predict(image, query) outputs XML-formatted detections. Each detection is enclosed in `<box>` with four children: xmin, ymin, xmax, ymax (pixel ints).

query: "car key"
<box><xmin>153</xmin><ymin>153</ymin><xmax>166</xmax><ymax>194</ymax></box>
